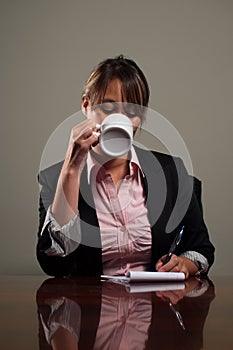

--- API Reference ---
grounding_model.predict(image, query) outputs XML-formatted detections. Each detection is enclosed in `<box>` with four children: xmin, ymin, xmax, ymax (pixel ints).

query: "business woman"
<box><xmin>37</xmin><ymin>55</ymin><xmax>215</xmax><ymax>278</ymax></box>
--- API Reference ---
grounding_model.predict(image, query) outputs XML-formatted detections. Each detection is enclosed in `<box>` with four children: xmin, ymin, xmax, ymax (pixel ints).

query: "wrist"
<box><xmin>61</xmin><ymin>164</ymin><xmax>82</xmax><ymax>180</ymax></box>
<box><xmin>180</xmin><ymin>251</ymin><xmax>209</xmax><ymax>275</ymax></box>
<box><xmin>59</xmin><ymin>164</ymin><xmax>82</xmax><ymax>186</ymax></box>
<box><xmin>182</xmin><ymin>257</ymin><xmax>199</xmax><ymax>276</ymax></box>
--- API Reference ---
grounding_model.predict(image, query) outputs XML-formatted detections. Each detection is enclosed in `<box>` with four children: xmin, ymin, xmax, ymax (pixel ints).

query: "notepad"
<box><xmin>101</xmin><ymin>270</ymin><xmax>185</xmax><ymax>283</ymax></box>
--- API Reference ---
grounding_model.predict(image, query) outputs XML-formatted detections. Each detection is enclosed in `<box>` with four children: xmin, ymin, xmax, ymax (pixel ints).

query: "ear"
<box><xmin>82</xmin><ymin>95</ymin><xmax>91</xmax><ymax>117</ymax></box>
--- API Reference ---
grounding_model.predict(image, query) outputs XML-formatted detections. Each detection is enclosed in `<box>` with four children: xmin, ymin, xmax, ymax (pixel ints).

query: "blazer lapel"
<box><xmin>135</xmin><ymin>147</ymin><xmax>167</xmax><ymax>228</ymax></box>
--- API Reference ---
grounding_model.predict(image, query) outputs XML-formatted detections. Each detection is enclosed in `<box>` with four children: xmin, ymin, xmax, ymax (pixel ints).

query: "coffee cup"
<box><xmin>98</xmin><ymin>114</ymin><xmax>133</xmax><ymax>158</ymax></box>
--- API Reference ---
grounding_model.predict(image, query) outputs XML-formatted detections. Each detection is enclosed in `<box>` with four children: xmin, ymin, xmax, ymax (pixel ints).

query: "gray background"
<box><xmin>1</xmin><ymin>0</ymin><xmax>232</xmax><ymax>276</ymax></box>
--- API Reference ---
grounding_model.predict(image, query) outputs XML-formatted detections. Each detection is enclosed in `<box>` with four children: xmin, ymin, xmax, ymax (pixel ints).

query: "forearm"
<box><xmin>52</xmin><ymin>167</ymin><xmax>80</xmax><ymax>227</ymax></box>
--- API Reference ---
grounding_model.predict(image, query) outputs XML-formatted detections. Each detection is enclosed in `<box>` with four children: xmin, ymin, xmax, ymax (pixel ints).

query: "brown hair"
<box><xmin>82</xmin><ymin>55</ymin><xmax>150</xmax><ymax>107</ymax></box>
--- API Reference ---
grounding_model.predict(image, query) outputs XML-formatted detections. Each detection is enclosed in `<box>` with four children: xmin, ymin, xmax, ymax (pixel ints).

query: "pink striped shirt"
<box><xmin>88</xmin><ymin>147</ymin><xmax>152</xmax><ymax>275</ymax></box>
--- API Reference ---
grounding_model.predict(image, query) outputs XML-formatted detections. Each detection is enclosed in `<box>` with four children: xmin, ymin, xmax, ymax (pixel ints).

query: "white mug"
<box><xmin>98</xmin><ymin>114</ymin><xmax>133</xmax><ymax>158</ymax></box>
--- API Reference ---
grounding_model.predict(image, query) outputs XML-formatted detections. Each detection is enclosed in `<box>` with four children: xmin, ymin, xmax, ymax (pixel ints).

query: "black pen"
<box><xmin>162</xmin><ymin>225</ymin><xmax>185</xmax><ymax>265</ymax></box>
<box><xmin>168</xmin><ymin>301</ymin><xmax>186</xmax><ymax>330</ymax></box>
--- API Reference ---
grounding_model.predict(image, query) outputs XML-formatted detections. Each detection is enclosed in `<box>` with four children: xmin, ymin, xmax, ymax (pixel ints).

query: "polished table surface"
<box><xmin>0</xmin><ymin>275</ymin><xmax>233</xmax><ymax>350</ymax></box>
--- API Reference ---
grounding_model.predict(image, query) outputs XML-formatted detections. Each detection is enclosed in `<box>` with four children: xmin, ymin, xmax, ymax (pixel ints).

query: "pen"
<box><xmin>169</xmin><ymin>301</ymin><xmax>186</xmax><ymax>330</ymax></box>
<box><xmin>162</xmin><ymin>225</ymin><xmax>185</xmax><ymax>265</ymax></box>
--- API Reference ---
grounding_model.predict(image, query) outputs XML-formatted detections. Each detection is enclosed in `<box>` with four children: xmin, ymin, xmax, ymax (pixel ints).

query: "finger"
<box><xmin>162</xmin><ymin>291</ymin><xmax>181</xmax><ymax>304</ymax></box>
<box><xmin>158</xmin><ymin>256</ymin><xmax>179</xmax><ymax>272</ymax></box>
<box><xmin>80</xmin><ymin>127</ymin><xmax>95</xmax><ymax>140</ymax></box>
<box><xmin>71</xmin><ymin>127</ymin><xmax>97</xmax><ymax>150</ymax></box>
<box><xmin>78</xmin><ymin>132</ymin><xmax>99</xmax><ymax>152</ymax></box>
<box><xmin>155</xmin><ymin>255</ymin><xmax>167</xmax><ymax>270</ymax></box>
<box><xmin>156</xmin><ymin>262</ymin><xmax>166</xmax><ymax>272</ymax></box>
<box><xmin>71</xmin><ymin>120</ymin><xmax>96</xmax><ymax>140</ymax></box>
<box><xmin>68</xmin><ymin>132</ymin><xmax>99</xmax><ymax>164</ymax></box>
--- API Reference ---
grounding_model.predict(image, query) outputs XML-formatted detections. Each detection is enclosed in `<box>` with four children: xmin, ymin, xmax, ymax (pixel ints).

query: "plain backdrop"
<box><xmin>1</xmin><ymin>0</ymin><xmax>233</xmax><ymax>276</ymax></box>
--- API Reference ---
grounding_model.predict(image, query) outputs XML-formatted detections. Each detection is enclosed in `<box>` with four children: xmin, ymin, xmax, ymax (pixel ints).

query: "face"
<box><xmin>82</xmin><ymin>79</ymin><xmax>142</xmax><ymax>134</ymax></box>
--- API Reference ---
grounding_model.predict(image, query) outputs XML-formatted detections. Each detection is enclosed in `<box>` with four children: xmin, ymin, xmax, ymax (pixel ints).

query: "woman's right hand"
<box><xmin>63</xmin><ymin>119</ymin><xmax>100</xmax><ymax>174</ymax></box>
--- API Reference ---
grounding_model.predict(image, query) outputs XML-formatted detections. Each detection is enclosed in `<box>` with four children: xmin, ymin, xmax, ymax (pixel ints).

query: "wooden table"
<box><xmin>0</xmin><ymin>275</ymin><xmax>232</xmax><ymax>349</ymax></box>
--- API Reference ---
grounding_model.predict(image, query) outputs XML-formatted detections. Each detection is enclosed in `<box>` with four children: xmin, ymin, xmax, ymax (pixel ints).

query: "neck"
<box><xmin>104</xmin><ymin>156</ymin><xmax>128</xmax><ymax>170</ymax></box>
<box><xmin>105</xmin><ymin>158</ymin><xmax>130</xmax><ymax>189</ymax></box>
<box><xmin>91</xmin><ymin>149</ymin><xmax>130</xmax><ymax>185</ymax></box>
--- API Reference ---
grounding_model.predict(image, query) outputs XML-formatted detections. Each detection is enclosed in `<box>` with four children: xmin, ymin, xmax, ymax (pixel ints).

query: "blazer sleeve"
<box><xmin>149</xmin><ymin>154</ymin><xmax>215</xmax><ymax>273</ymax></box>
<box><xmin>36</xmin><ymin>165</ymin><xmax>80</xmax><ymax>277</ymax></box>
<box><xmin>177</xmin><ymin>159</ymin><xmax>215</xmax><ymax>270</ymax></box>
<box><xmin>36</xmin><ymin>163</ymin><xmax>103</xmax><ymax>277</ymax></box>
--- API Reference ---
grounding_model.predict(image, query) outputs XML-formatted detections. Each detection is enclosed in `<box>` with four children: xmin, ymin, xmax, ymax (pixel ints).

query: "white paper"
<box><xmin>101</xmin><ymin>271</ymin><xmax>185</xmax><ymax>284</ymax></box>
<box><xmin>126</xmin><ymin>271</ymin><xmax>185</xmax><ymax>282</ymax></box>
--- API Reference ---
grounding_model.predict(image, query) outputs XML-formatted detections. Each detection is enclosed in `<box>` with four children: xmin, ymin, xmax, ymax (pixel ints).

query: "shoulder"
<box><xmin>134</xmin><ymin>145</ymin><xmax>183</xmax><ymax>172</ymax></box>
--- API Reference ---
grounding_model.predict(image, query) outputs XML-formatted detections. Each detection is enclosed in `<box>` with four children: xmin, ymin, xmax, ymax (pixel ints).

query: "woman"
<box><xmin>37</xmin><ymin>55</ymin><xmax>215</xmax><ymax>278</ymax></box>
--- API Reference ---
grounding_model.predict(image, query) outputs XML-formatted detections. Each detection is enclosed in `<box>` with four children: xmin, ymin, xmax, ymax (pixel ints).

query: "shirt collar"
<box><xmin>86</xmin><ymin>146</ymin><xmax>144</xmax><ymax>184</ymax></box>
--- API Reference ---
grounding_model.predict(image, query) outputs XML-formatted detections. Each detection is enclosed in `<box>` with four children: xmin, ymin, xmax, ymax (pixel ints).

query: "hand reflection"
<box><xmin>155</xmin><ymin>277</ymin><xmax>202</xmax><ymax>304</ymax></box>
<box><xmin>146</xmin><ymin>277</ymin><xmax>215</xmax><ymax>350</ymax></box>
<box><xmin>154</xmin><ymin>277</ymin><xmax>211</xmax><ymax>331</ymax></box>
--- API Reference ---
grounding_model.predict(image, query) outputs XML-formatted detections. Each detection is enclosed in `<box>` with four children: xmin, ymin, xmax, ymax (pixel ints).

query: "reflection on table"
<box><xmin>36</xmin><ymin>276</ymin><xmax>215</xmax><ymax>350</ymax></box>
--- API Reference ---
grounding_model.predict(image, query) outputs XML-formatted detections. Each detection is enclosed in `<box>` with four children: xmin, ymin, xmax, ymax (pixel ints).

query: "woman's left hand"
<box><xmin>156</xmin><ymin>255</ymin><xmax>198</xmax><ymax>279</ymax></box>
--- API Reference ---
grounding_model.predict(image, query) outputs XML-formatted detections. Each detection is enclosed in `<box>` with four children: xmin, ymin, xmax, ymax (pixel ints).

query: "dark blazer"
<box><xmin>37</xmin><ymin>147</ymin><xmax>215</xmax><ymax>277</ymax></box>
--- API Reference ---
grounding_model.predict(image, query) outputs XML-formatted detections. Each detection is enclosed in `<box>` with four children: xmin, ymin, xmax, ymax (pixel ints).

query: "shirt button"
<box><xmin>120</xmin><ymin>226</ymin><xmax>125</xmax><ymax>232</ymax></box>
